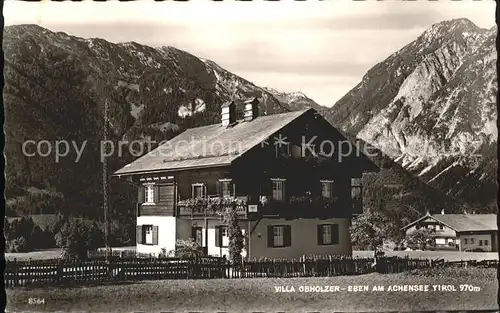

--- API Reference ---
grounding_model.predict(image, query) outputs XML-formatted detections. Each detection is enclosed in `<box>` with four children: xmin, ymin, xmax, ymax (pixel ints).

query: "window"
<box><xmin>192</xmin><ymin>227</ymin><xmax>203</xmax><ymax>246</ymax></box>
<box><xmin>192</xmin><ymin>183</ymin><xmax>206</xmax><ymax>198</ymax></box>
<box><xmin>276</xmin><ymin>142</ymin><xmax>290</xmax><ymax>157</ymax></box>
<box><xmin>271</xmin><ymin>179</ymin><xmax>286</xmax><ymax>201</ymax></box>
<box><xmin>470</xmin><ymin>238</ymin><xmax>475</xmax><ymax>244</ymax></box>
<box><xmin>439</xmin><ymin>225</ymin><xmax>444</xmax><ymax>230</ymax></box>
<box><xmin>273</xmin><ymin>226</ymin><xmax>284</xmax><ymax>247</ymax></box>
<box><xmin>215</xmin><ymin>226</ymin><xmax>229</xmax><ymax>248</ymax></box>
<box><xmin>221</xmin><ymin>227</ymin><xmax>229</xmax><ymax>247</ymax></box>
<box><xmin>267</xmin><ymin>225</ymin><xmax>291</xmax><ymax>248</ymax></box>
<box><xmin>351</xmin><ymin>178</ymin><xmax>362</xmax><ymax>201</ymax></box>
<box><xmin>137</xmin><ymin>225</ymin><xmax>158</xmax><ymax>245</ymax></box>
<box><xmin>485</xmin><ymin>240</ymin><xmax>489</xmax><ymax>245</ymax></box>
<box><xmin>219</xmin><ymin>179</ymin><xmax>233</xmax><ymax>197</ymax></box>
<box><xmin>318</xmin><ymin>224</ymin><xmax>339</xmax><ymax>245</ymax></box>
<box><xmin>479</xmin><ymin>240</ymin><xmax>483</xmax><ymax>246</ymax></box>
<box><xmin>144</xmin><ymin>184</ymin><xmax>155</xmax><ymax>204</ymax></box>
<box><xmin>321</xmin><ymin>180</ymin><xmax>334</xmax><ymax>199</ymax></box>
<box><xmin>464</xmin><ymin>238</ymin><xmax>468</xmax><ymax>244</ymax></box>
<box><xmin>144</xmin><ymin>225</ymin><xmax>153</xmax><ymax>244</ymax></box>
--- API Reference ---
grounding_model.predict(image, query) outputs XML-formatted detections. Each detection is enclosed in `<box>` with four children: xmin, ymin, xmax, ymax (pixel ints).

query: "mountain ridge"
<box><xmin>327</xmin><ymin>18</ymin><xmax>497</xmax><ymax>210</ymax></box>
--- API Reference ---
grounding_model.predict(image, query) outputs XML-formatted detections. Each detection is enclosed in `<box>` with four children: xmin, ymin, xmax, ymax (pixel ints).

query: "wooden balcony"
<box><xmin>177</xmin><ymin>195</ymin><xmax>249</xmax><ymax>219</ymax></box>
<box><xmin>137</xmin><ymin>203</ymin><xmax>175</xmax><ymax>217</ymax></box>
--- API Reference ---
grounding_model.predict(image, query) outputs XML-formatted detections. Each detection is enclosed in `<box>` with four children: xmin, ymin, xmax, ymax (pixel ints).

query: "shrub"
<box><xmin>8</xmin><ymin>237</ymin><xmax>29</xmax><ymax>252</ymax></box>
<box><xmin>173</xmin><ymin>239</ymin><xmax>204</xmax><ymax>258</ymax></box>
<box><xmin>56</xmin><ymin>219</ymin><xmax>104</xmax><ymax>260</ymax></box>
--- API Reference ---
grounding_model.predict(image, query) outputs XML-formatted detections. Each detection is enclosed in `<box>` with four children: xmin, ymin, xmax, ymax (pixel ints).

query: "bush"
<box><xmin>56</xmin><ymin>219</ymin><xmax>104</xmax><ymax>260</ymax></box>
<box><xmin>8</xmin><ymin>237</ymin><xmax>29</xmax><ymax>252</ymax></box>
<box><xmin>172</xmin><ymin>239</ymin><xmax>204</xmax><ymax>258</ymax></box>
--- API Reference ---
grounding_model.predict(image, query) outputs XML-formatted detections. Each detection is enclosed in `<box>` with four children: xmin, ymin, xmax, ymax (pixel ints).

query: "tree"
<box><xmin>406</xmin><ymin>228</ymin><xmax>435</xmax><ymax>250</ymax></box>
<box><xmin>350</xmin><ymin>211</ymin><xmax>391</xmax><ymax>263</ymax></box>
<box><xmin>55</xmin><ymin>219</ymin><xmax>104</xmax><ymax>260</ymax></box>
<box><xmin>227</xmin><ymin>205</ymin><xmax>244</xmax><ymax>266</ymax></box>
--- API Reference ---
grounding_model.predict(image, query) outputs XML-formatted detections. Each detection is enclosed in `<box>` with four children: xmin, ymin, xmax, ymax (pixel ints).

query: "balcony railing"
<box><xmin>177</xmin><ymin>195</ymin><xmax>248</xmax><ymax>218</ymax></box>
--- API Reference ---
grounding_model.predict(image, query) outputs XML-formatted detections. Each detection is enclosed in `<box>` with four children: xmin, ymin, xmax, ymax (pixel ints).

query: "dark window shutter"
<box><xmin>136</xmin><ymin>225</ymin><xmax>143</xmax><ymax>244</ymax></box>
<box><xmin>153</xmin><ymin>185</ymin><xmax>159</xmax><ymax>203</ymax></box>
<box><xmin>283</xmin><ymin>181</ymin><xmax>287</xmax><ymax>202</ymax></box>
<box><xmin>138</xmin><ymin>186</ymin><xmax>145</xmax><ymax>203</ymax></box>
<box><xmin>191</xmin><ymin>227</ymin><xmax>197</xmax><ymax>240</ymax></box>
<box><xmin>332</xmin><ymin>224</ymin><xmax>339</xmax><ymax>244</ymax></box>
<box><xmin>284</xmin><ymin>225</ymin><xmax>292</xmax><ymax>247</ymax></box>
<box><xmin>317</xmin><ymin>225</ymin><xmax>323</xmax><ymax>245</ymax></box>
<box><xmin>152</xmin><ymin>226</ymin><xmax>159</xmax><ymax>245</ymax></box>
<box><xmin>267</xmin><ymin>226</ymin><xmax>274</xmax><ymax>248</ymax></box>
<box><xmin>215</xmin><ymin>226</ymin><xmax>220</xmax><ymax>247</ymax></box>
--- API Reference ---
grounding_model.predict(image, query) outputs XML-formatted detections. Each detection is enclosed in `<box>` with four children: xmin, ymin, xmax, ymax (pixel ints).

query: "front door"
<box><xmin>192</xmin><ymin>227</ymin><xmax>203</xmax><ymax>246</ymax></box>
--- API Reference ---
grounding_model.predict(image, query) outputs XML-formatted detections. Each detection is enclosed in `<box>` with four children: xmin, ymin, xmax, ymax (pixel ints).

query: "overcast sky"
<box><xmin>5</xmin><ymin>0</ymin><xmax>495</xmax><ymax>107</ymax></box>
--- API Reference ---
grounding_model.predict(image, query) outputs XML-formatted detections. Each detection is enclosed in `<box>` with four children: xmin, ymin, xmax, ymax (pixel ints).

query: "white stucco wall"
<box><xmin>459</xmin><ymin>233</ymin><xmax>494</xmax><ymax>252</ymax></box>
<box><xmin>176</xmin><ymin>219</ymin><xmax>247</xmax><ymax>258</ymax></box>
<box><xmin>136</xmin><ymin>216</ymin><xmax>177</xmax><ymax>256</ymax></box>
<box><xmin>248</xmin><ymin>218</ymin><xmax>351</xmax><ymax>260</ymax></box>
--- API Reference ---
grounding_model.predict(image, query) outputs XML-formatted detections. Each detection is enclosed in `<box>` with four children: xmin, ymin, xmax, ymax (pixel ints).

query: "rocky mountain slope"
<box><xmin>327</xmin><ymin>19</ymin><xmax>497</xmax><ymax>210</ymax></box>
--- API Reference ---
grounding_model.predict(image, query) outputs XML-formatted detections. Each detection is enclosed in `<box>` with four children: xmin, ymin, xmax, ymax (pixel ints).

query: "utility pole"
<box><xmin>103</xmin><ymin>99</ymin><xmax>111</xmax><ymax>260</ymax></box>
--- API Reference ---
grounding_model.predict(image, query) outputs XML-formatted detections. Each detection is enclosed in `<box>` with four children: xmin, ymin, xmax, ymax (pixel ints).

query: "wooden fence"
<box><xmin>4</xmin><ymin>256</ymin><xmax>498</xmax><ymax>288</ymax></box>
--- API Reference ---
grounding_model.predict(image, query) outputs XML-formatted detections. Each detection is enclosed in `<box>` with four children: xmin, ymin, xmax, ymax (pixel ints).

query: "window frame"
<box><xmin>192</xmin><ymin>183</ymin><xmax>206</xmax><ymax>199</ymax></box>
<box><xmin>320</xmin><ymin>180</ymin><xmax>334</xmax><ymax>199</ymax></box>
<box><xmin>271</xmin><ymin>178</ymin><xmax>286</xmax><ymax>202</ymax></box>
<box><xmin>322</xmin><ymin>225</ymin><xmax>333</xmax><ymax>245</ymax></box>
<box><xmin>219</xmin><ymin>178</ymin><xmax>234</xmax><ymax>198</ymax></box>
<box><xmin>273</xmin><ymin>225</ymin><xmax>285</xmax><ymax>247</ymax></box>
<box><xmin>144</xmin><ymin>184</ymin><xmax>155</xmax><ymax>205</ymax></box>
<box><xmin>318</xmin><ymin>224</ymin><xmax>339</xmax><ymax>246</ymax></box>
<box><xmin>484</xmin><ymin>240</ymin><xmax>489</xmax><ymax>246</ymax></box>
<box><xmin>464</xmin><ymin>238</ymin><xmax>468</xmax><ymax>244</ymax></box>
<box><xmin>221</xmin><ymin>226</ymin><xmax>229</xmax><ymax>248</ymax></box>
<box><xmin>143</xmin><ymin>225</ymin><xmax>154</xmax><ymax>245</ymax></box>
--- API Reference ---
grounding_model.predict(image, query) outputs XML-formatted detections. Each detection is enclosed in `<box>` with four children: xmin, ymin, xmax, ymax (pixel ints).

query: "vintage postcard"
<box><xmin>3</xmin><ymin>0</ymin><xmax>497</xmax><ymax>312</ymax></box>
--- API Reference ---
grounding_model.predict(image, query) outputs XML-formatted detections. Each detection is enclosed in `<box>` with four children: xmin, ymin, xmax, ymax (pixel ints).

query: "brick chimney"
<box><xmin>221</xmin><ymin>101</ymin><xmax>236</xmax><ymax>127</ymax></box>
<box><xmin>244</xmin><ymin>97</ymin><xmax>259</xmax><ymax>121</ymax></box>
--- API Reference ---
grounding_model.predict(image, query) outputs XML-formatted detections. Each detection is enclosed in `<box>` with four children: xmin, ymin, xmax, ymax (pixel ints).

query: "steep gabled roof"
<box><xmin>401</xmin><ymin>213</ymin><xmax>497</xmax><ymax>232</ymax></box>
<box><xmin>114</xmin><ymin>109</ymin><xmax>310</xmax><ymax>175</ymax></box>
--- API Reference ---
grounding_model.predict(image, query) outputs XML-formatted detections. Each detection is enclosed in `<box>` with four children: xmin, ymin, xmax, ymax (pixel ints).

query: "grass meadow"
<box><xmin>6</xmin><ymin>267</ymin><xmax>497</xmax><ymax>312</ymax></box>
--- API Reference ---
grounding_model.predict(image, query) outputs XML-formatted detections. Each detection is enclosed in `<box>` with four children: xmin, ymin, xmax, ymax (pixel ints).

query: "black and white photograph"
<box><xmin>2</xmin><ymin>0</ymin><xmax>498</xmax><ymax>312</ymax></box>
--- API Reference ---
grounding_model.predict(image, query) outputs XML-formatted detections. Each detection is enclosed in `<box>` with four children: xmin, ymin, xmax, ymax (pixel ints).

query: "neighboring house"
<box><xmin>401</xmin><ymin>212</ymin><xmax>498</xmax><ymax>252</ymax></box>
<box><xmin>113</xmin><ymin>98</ymin><xmax>377</xmax><ymax>259</ymax></box>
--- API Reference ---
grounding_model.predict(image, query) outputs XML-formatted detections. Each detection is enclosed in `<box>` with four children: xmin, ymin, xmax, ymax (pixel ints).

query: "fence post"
<box><xmin>302</xmin><ymin>255</ymin><xmax>306</xmax><ymax>276</ymax></box>
<box><xmin>13</xmin><ymin>258</ymin><xmax>19</xmax><ymax>287</ymax></box>
<box><xmin>57</xmin><ymin>259</ymin><xmax>63</xmax><ymax>284</ymax></box>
